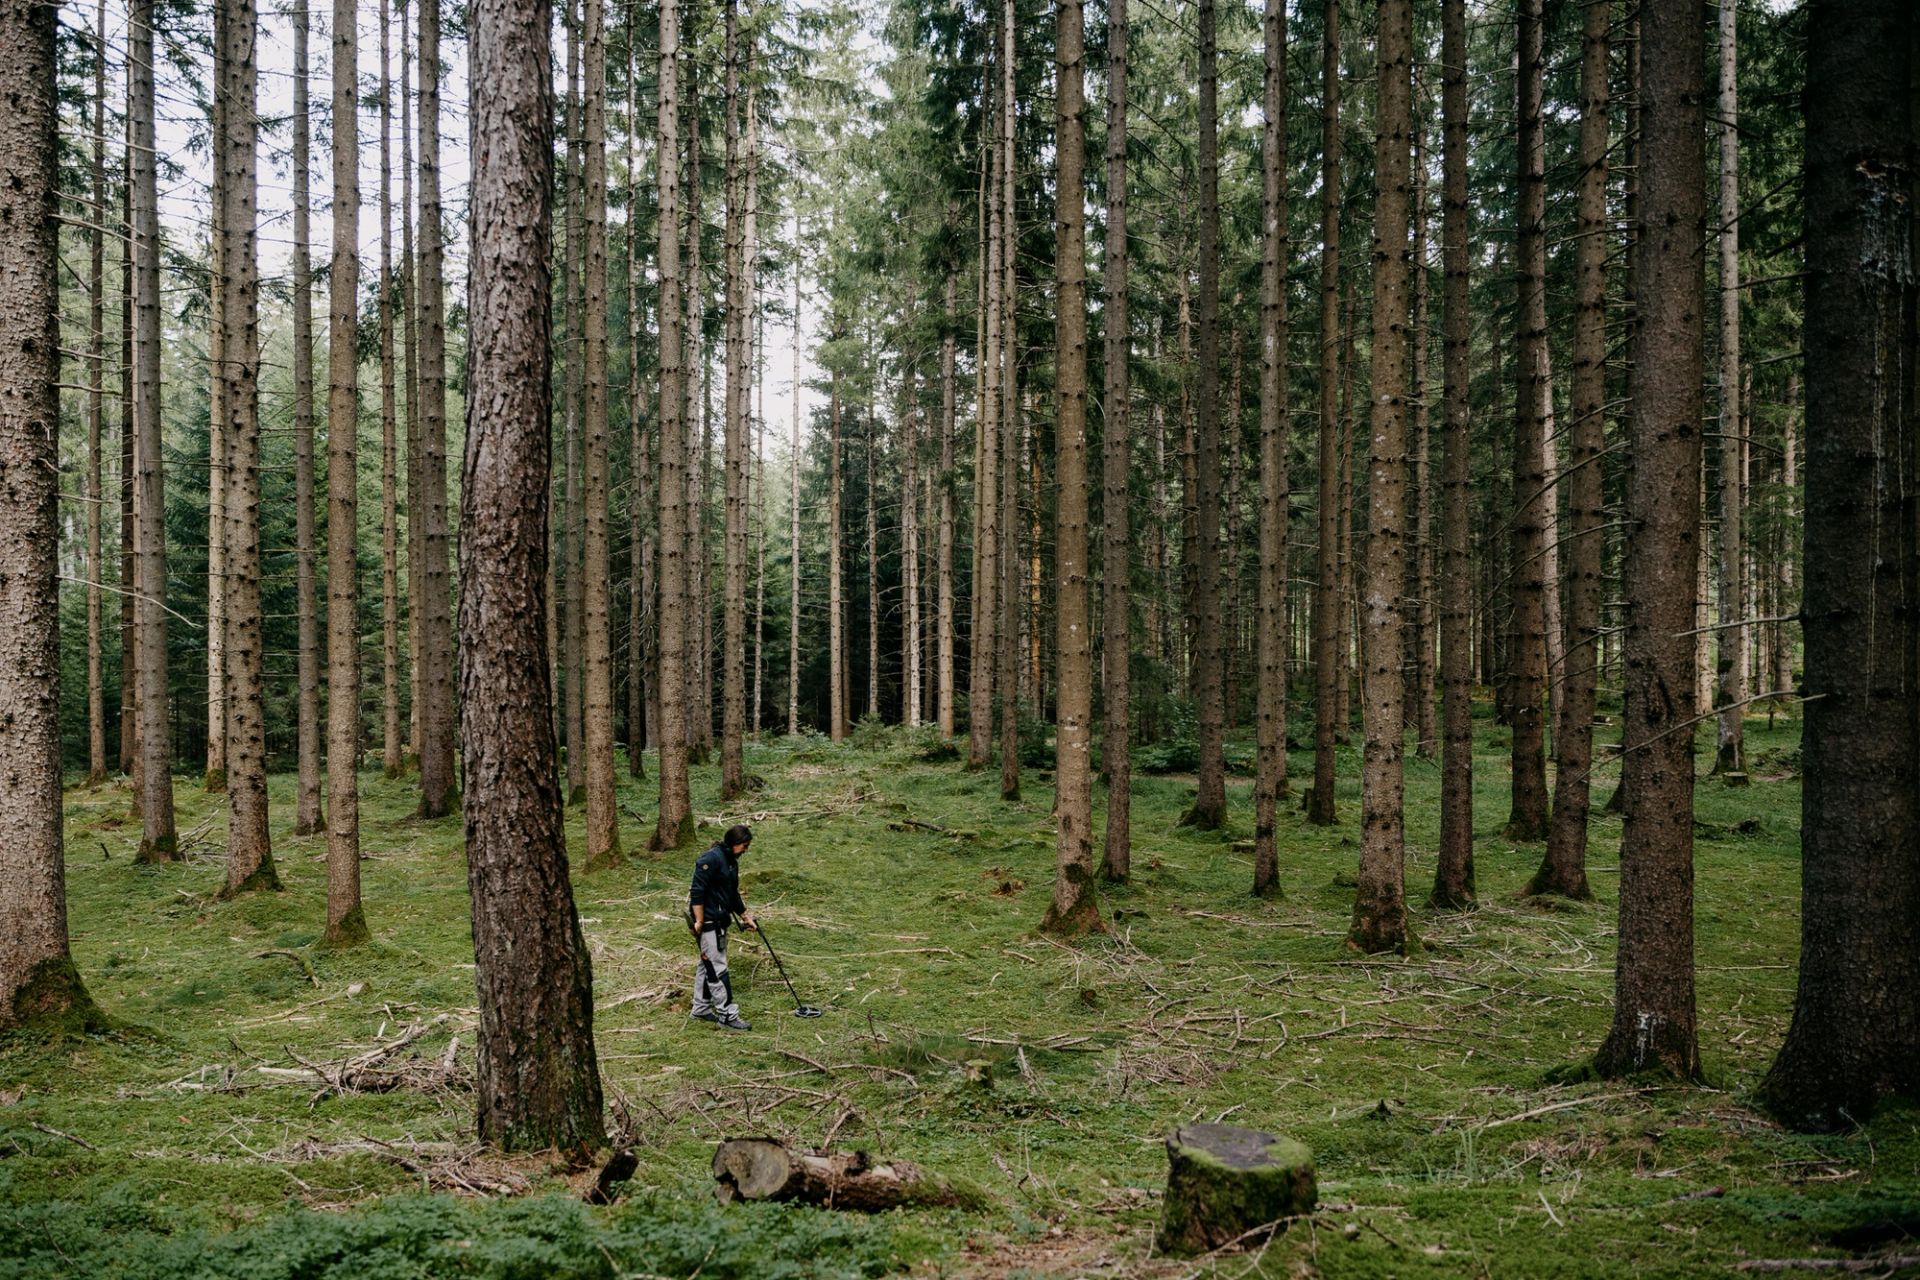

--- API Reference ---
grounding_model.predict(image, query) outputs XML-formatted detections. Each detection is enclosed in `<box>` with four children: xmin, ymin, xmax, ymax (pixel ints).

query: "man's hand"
<box><xmin>739</xmin><ymin>912</ymin><xmax>758</xmax><ymax>931</ymax></box>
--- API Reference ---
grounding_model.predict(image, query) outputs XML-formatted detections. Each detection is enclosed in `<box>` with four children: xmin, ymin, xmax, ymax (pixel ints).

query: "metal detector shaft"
<box><xmin>754</xmin><ymin>923</ymin><xmax>821</xmax><ymax>1017</ymax></box>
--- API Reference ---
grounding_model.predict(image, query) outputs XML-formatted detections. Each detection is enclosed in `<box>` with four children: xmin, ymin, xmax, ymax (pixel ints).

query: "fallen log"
<box><xmin>711</xmin><ymin>1137</ymin><xmax>983</xmax><ymax>1211</ymax></box>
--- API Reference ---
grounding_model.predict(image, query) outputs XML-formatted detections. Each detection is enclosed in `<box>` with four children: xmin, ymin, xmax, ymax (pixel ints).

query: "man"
<box><xmin>688</xmin><ymin>824</ymin><xmax>757</xmax><ymax>1031</ymax></box>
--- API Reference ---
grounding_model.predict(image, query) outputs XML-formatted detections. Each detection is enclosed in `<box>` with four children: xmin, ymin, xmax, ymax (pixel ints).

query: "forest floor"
<box><xmin>6</xmin><ymin>707</ymin><xmax>1919</xmax><ymax>1278</ymax></box>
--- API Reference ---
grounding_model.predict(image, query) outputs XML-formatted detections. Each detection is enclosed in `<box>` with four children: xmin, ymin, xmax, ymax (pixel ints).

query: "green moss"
<box><xmin>133</xmin><ymin>831</ymin><xmax>178</xmax><ymax>864</ymax></box>
<box><xmin>322</xmin><ymin>905</ymin><xmax>370</xmax><ymax>948</ymax></box>
<box><xmin>4</xmin><ymin>956</ymin><xmax>113</xmax><ymax>1037</ymax></box>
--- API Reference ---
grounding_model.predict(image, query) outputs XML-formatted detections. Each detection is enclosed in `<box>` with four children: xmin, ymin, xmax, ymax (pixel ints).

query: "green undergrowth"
<box><xmin>5</xmin><ymin>707</ymin><xmax>1917</xmax><ymax>1277</ymax></box>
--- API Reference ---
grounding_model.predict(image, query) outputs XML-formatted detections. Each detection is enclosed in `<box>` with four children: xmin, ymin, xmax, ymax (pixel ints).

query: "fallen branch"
<box><xmin>255</xmin><ymin>949</ymin><xmax>319</xmax><ymax>987</ymax></box>
<box><xmin>30</xmin><ymin>1121</ymin><xmax>97</xmax><ymax>1151</ymax></box>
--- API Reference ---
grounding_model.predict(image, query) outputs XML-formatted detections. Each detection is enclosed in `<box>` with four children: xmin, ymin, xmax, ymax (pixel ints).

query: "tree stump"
<box><xmin>1157</xmin><ymin>1123</ymin><xmax>1316</xmax><ymax>1256</ymax></box>
<box><xmin>711</xmin><ymin>1137</ymin><xmax>983</xmax><ymax>1211</ymax></box>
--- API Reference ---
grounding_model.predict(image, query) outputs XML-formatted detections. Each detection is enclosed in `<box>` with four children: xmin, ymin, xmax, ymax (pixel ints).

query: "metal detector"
<box><xmin>754</xmin><ymin>922</ymin><xmax>823</xmax><ymax>1018</ymax></box>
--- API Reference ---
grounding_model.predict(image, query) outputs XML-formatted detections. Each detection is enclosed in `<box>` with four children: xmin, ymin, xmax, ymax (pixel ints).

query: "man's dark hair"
<box><xmin>724</xmin><ymin>824</ymin><xmax>753</xmax><ymax>851</ymax></box>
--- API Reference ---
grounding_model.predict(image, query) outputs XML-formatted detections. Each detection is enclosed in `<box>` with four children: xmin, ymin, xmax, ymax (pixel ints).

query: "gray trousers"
<box><xmin>692</xmin><ymin>928</ymin><xmax>738</xmax><ymax>1019</ymax></box>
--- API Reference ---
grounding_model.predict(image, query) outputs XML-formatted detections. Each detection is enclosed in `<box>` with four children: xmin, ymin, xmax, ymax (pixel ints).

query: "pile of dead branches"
<box><xmin>276</xmin><ymin>1015</ymin><xmax>469</xmax><ymax>1105</ymax></box>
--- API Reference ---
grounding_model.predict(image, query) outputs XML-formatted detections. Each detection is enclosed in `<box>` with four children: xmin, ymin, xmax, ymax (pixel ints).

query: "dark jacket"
<box><xmin>689</xmin><ymin>842</ymin><xmax>746</xmax><ymax>931</ymax></box>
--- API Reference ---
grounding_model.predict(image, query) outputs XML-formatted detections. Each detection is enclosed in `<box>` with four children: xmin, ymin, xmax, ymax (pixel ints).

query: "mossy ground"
<box><xmin>4</xmin><ymin>707</ymin><xmax>1917</xmax><ymax>1278</ymax></box>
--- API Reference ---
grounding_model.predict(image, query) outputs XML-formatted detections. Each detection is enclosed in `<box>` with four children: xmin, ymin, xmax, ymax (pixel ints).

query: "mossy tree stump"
<box><xmin>1157</xmin><ymin>1123</ymin><xmax>1316</xmax><ymax>1256</ymax></box>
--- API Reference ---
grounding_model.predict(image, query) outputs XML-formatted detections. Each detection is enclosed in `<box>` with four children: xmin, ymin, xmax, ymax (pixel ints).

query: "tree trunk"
<box><xmin>1251</xmin><ymin>0</ymin><xmax>1287</xmax><ymax>897</ymax></box>
<box><xmin>129</xmin><ymin>0</ymin><xmax>176</xmax><ymax>862</ymax></box>
<box><xmin>580</xmin><ymin>0</ymin><xmax>620</xmax><ymax>865</ymax></box>
<box><xmin>84</xmin><ymin>0</ymin><xmax>108</xmax><ymax>788</ymax></box>
<box><xmin>1505</xmin><ymin>0</ymin><xmax>1550</xmax><ymax>843</ymax></box>
<box><xmin>1592</xmin><ymin>0</ymin><xmax>1704</xmax><ymax>1082</ymax></box>
<box><xmin>1773</xmin><ymin>374</ymin><xmax>1795</xmax><ymax>695</ymax></box>
<box><xmin>463</xmin><ymin>0</ymin><xmax>605</xmax><ymax>1150</ymax></box>
<box><xmin>1180</xmin><ymin>0</ymin><xmax>1225</xmax><ymax>832</ymax></box>
<box><xmin>627</xmin><ymin>17</ymin><xmax>650</xmax><ymax>777</ymax></box>
<box><xmin>217</xmin><ymin>0</ymin><xmax>280</xmax><ymax>898</ymax></box>
<box><xmin>968</xmin><ymin>103</ymin><xmax>1002</xmax><ymax>770</ymax></box>
<box><xmin>1043</xmin><ymin>0</ymin><xmax>1100</xmax><ymax>937</ymax></box>
<box><xmin>828</xmin><ymin>361</ymin><xmax>847</xmax><ymax>739</ymax></box>
<box><xmin>1099</xmin><ymin>0</ymin><xmax>1132</xmax><ymax>884</ymax></box>
<box><xmin>650</xmin><ymin>0</ymin><xmax>694</xmax><ymax>852</ymax></box>
<box><xmin>1761</xmin><ymin>0</ymin><xmax>1919</xmax><ymax>1131</ymax></box>
<box><xmin>1532</xmin><ymin>0</ymin><xmax>1609</xmax><ymax>902</ymax></box>
<box><xmin>1334</xmin><ymin>283</ymin><xmax>1356</xmax><ymax>742</ymax></box>
<box><xmin>205</xmin><ymin>56</ymin><xmax>228</xmax><ymax>797</ymax></box>
<box><xmin>562</xmin><ymin>5</ymin><xmax>586</xmax><ymax>801</ymax></box>
<box><xmin>1350</xmin><ymin>0</ymin><xmax>1414</xmax><ymax>956</ymax></box>
<box><xmin>1408</xmin><ymin>96</ymin><xmax>1436</xmax><ymax>762</ymax></box>
<box><xmin>0</xmin><ymin>0</ymin><xmax>106</xmax><ymax>1031</ymax></box>
<box><xmin>902</xmin><ymin>366</ymin><xmax>921</xmax><ymax>726</ymax></box>
<box><xmin>1712</xmin><ymin>0</ymin><xmax>1746</xmax><ymax>779</ymax></box>
<box><xmin>292</xmin><ymin>0</ymin><xmax>323</xmax><ymax>835</ymax></box>
<box><xmin>867</xmin><ymin>394</ymin><xmax>881</xmax><ymax>720</ymax></box>
<box><xmin>937</xmin><ymin>269</ymin><xmax>959</xmax><ymax>739</ymax></box>
<box><xmin>323</xmin><ymin>0</ymin><xmax>366</xmax><ymax>944</ymax></box>
<box><xmin>712</xmin><ymin>1139</ymin><xmax>980</xmax><ymax>1211</ymax></box>
<box><xmin>722</xmin><ymin>0</ymin><xmax>751</xmax><ymax>800</ymax></box>
<box><xmin>684</xmin><ymin>55</ymin><xmax>709</xmax><ymax>766</ymax></box>
<box><xmin>401</xmin><ymin>0</ymin><xmax>421</xmax><ymax>767</ymax></box>
<box><xmin>1431</xmin><ymin>0</ymin><xmax>1473</xmax><ymax>909</ymax></box>
<box><xmin>996</xmin><ymin>20</ymin><xmax>1019</xmax><ymax>803</ymax></box>
<box><xmin>416</xmin><ymin>0</ymin><xmax>456</xmax><ymax>817</ymax></box>
<box><xmin>119</xmin><ymin>160</ymin><xmax>136</xmax><ymax>783</ymax></box>
<box><xmin>1308</xmin><ymin>0</ymin><xmax>1341</xmax><ymax>827</ymax></box>
<box><xmin>787</xmin><ymin>256</ymin><xmax>803</xmax><ymax>736</ymax></box>
<box><xmin>1539</xmin><ymin>348</ymin><xmax>1563</xmax><ymax>745</ymax></box>
<box><xmin>379</xmin><ymin>0</ymin><xmax>404</xmax><ymax>779</ymax></box>
<box><xmin>745</xmin><ymin>73</ymin><xmax>762</xmax><ymax>739</ymax></box>
<box><xmin>1157</xmin><ymin>1125</ymin><xmax>1316</xmax><ymax>1258</ymax></box>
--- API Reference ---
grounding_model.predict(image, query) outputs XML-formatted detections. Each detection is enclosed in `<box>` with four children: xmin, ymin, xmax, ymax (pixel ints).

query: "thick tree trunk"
<box><xmin>1408</xmin><ymin>100</ymin><xmax>1436</xmax><ymax>762</ymax></box>
<box><xmin>1712</xmin><ymin>0</ymin><xmax>1746</xmax><ymax>779</ymax></box>
<box><xmin>324</xmin><ymin>0</ymin><xmax>366</xmax><ymax>944</ymax></box>
<box><xmin>1179</xmin><ymin>0</ymin><xmax>1225</xmax><ymax>832</ymax></box>
<box><xmin>996</xmin><ymin>7</ymin><xmax>1019</xmax><ymax>802</ymax></box>
<box><xmin>581</xmin><ymin>0</ymin><xmax>620</xmax><ymax>864</ymax></box>
<box><xmin>292</xmin><ymin>0</ymin><xmax>323</xmax><ymax>835</ymax></box>
<box><xmin>1099</xmin><ymin>0</ymin><xmax>1132</xmax><ymax>884</ymax></box>
<box><xmin>463</xmin><ymin>0</ymin><xmax>605</xmax><ymax>1150</ymax></box>
<box><xmin>651</xmin><ymin>0</ymin><xmax>694</xmax><ymax>852</ymax></box>
<box><xmin>1251</xmin><ymin>0</ymin><xmax>1287</xmax><ymax>897</ymax></box>
<box><xmin>416</xmin><ymin>0</ymin><xmax>457</xmax><ymax>818</ymax></box>
<box><xmin>85</xmin><ymin>0</ymin><xmax>108</xmax><ymax>787</ymax></box>
<box><xmin>713</xmin><ymin>1139</ymin><xmax>979</xmax><ymax>1211</ymax></box>
<box><xmin>1533</xmin><ymin>0</ymin><xmax>1609</xmax><ymax>902</ymax></box>
<box><xmin>1761</xmin><ymin>0</ymin><xmax>1919</xmax><ymax>1130</ymax></box>
<box><xmin>1431</xmin><ymin>0</ymin><xmax>1473</xmax><ymax>909</ymax></box>
<box><xmin>1505</xmin><ymin>0</ymin><xmax>1551</xmax><ymax>843</ymax></box>
<box><xmin>217</xmin><ymin>0</ymin><xmax>280</xmax><ymax>898</ymax></box>
<box><xmin>129</xmin><ymin>0</ymin><xmax>177</xmax><ymax>862</ymax></box>
<box><xmin>1593</xmin><ymin>0</ymin><xmax>1704</xmax><ymax>1081</ymax></box>
<box><xmin>0</xmin><ymin>0</ymin><xmax>106</xmax><ymax>1030</ymax></box>
<box><xmin>1043</xmin><ymin>0</ymin><xmax>1100</xmax><ymax>936</ymax></box>
<box><xmin>1351</xmin><ymin>0</ymin><xmax>1414</xmax><ymax>956</ymax></box>
<box><xmin>1308</xmin><ymin>0</ymin><xmax>1341</xmax><ymax>828</ymax></box>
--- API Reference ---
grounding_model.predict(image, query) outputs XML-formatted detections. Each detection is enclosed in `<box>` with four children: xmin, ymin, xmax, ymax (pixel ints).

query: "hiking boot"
<box><xmin>691</xmin><ymin>1009</ymin><xmax>718</xmax><ymax>1022</ymax></box>
<box><xmin>715</xmin><ymin>1013</ymin><xmax>752</xmax><ymax>1031</ymax></box>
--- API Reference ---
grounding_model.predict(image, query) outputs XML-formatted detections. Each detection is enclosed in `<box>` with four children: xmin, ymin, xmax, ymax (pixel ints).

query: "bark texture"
<box><xmin>1762</xmin><ymin>0</ymin><xmax>1919</xmax><ymax>1131</ymax></box>
<box><xmin>1307</xmin><ymin>0</ymin><xmax>1341</xmax><ymax>828</ymax></box>
<box><xmin>712</xmin><ymin>1139</ymin><xmax>981</xmax><ymax>1211</ymax></box>
<box><xmin>463</xmin><ymin>0</ymin><xmax>605</xmax><ymax>1150</ymax></box>
<box><xmin>1712</xmin><ymin>0</ymin><xmax>1746</xmax><ymax>779</ymax></box>
<box><xmin>1099</xmin><ymin>0</ymin><xmax>1132</xmax><ymax>884</ymax></box>
<box><xmin>1593</xmin><ymin>0</ymin><xmax>1705</xmax><ymax>1081</ymax></box>
<box><xmin>1251</xmin><ymin>0</ymin><xmax>1288</xmax><ymax>898</ymax></box>
<box><xmin>581</xmin><ymin>0</ymin><xmax>620</xmax><ymax>865</ymax></box>
<box><xmin>416</xmin><ymin>0</ymin><xmax>457</xmax><ymax>818</ymax></box>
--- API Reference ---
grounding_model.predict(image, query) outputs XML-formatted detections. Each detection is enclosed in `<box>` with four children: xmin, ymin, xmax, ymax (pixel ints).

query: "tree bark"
<box><xmin>968</xmin><ymin>102</ymin><xmax>1002</xmax><ymax>770</ymax></box>
<box><xmin>1308</xmin><ymin>0</ymin><xmax>1341</xmax><ymax>828</ymax></box>
<box><xmin>85</xmin><ymin>0</ymin><xmax>108</xmax><ymax>788</ymax></box>
<box><xmin>416</xmin><ymin>0</ymin><xmax>457</xmax><ymax>817</ymax></box>
<box><xmin>787</xmin><ymin>254</ymin><xmax>802</xmax><ymax>736</ymax></box>
<box><xmin>937</xmin><ymin>269</ymin><xmax>959</xmax><ymax>739</ymax></box>
<box><xmin>828</xmin><ymin>360</ymin><xmax>847</xmax><ymax>739</ymax></box>
<box><xmin>1043</xmin><ymin>0</ymin><xmax>1100</xmax><ymax>936</ymax></box>
<box><xmin>713</xmin><ymin>1139</ymin><xmax>979</xmax><ymax>1211</ymax></box>
<box><xmin>1350</xmin><ymin>0</ymin><xmax>1414</xmax><ymax>956</ymax></box>
<box><xmin>463</xmin><ymin>0</ymin><xmax>605</xmax><ymax>1149</ymax></box>
<box><xmin>580</xmin><ymin>0</ymin><xmax>620</xmax><ymax>864</ymax></box>
<box><xmin>205</xmin><ymin>50</ymin><xmax>229</xmax><ymax>797</ymax></box>
<box><xmin>324</xmin><ymin>0</ymin><xmax>367</xmax><ymax>944</ymax></box>
<box><xmin>1533</xmin><ymin>0</ymin><xmax>1609</xmax><ymax>902</ymax></box>
<box><xmin>562</xmin><ymin>4</ymin><xmax>586</xmax><ymax>801</ymax></box>
<box><xmin>1251</xmin><ymin>0</ymin><xmax>1288</xmax><ymax>897</ymax></box>
<box><xmin>722</xmin><ymin>0</ymin><xmax>751</xmax><ymax>799</ymax></box>
<box><xmin>1761</xmin><ymin>0</ymin><xmax>1919</xmax><ymax>1130</ymax></box>
<box><xmin>292</xmin><ymin>0</ymin><xmax>323</xmax><ymax>835</ymax></box>
<box><xmin>1099</xmin><ymin>0</ymin><xmax>1132</xmax><ymax>884</ymax></box>
<box><xmin>0</xmin><ymin>0</ymin><xmax>106</xmax><ymax>1030</ymax></box>
<box><xmin>902</xmin><ymin>365</ymin><xmax>921</xmax><ymax>726</ymax></box>
<box><xmin>402</xmin><ymin>0</ymin><xmax>422</xmax><ymax>767</ymax></box>
<box><xmin>1408</xmin><ymin>92</ymin><xmax>1436</xmax><ymax>762</ymax></box>
<box><xmin>119</xmin><ymin>160</ymin><xmax>136</xmax><ymax>783</ymax></box>
<box><xmin>997</xmin><ymin>26</ymin><xmax>1020</xmax><ymax>804</ymax></box>
<box><xmin>1431</xmin><ymin>0</ymin><xmax>1474</xmax><ymax>908</ymax></box>
<box><xmin>1592</xmin><ymin>0</ymin><xmax>1705</xmax><ymax>1082</ymax></box>
<box><xmin>380</xmin><ymin>0</ymin><xmax>404</xmax><ymax>779</ymax></box>
<box><xmin>1505</xmin><ymin>0</ymin><xmax>1551</xmax><ymax>843</ymax></box>
<box><xmin>218</xmin><ymin>0</ymin><xmax>280</xmax><ymax>898</ymax></box>
<box><xmin>651</xmin><ymin>0</ymin><xmax>695</xmax><ymax>851</ymax></box>
<box><xmin>1179</xmin><ymin>0</ymin><xmax>1225</xmax><ymax>831</ymax></box>
<box><xmin>627</xmin><ymin>16</ymin><xmax>650</xmax><ymax>776</ymax></box>
<box><xmin>1712</xmin><ymin>0</ymin><xmax>1746</xmax><ymax>779</ymax></box>
<box><xmin>868</xmin><ymin>387</ymin><xmax>881</xmax><ymax>720</ymax></box>
<box><xmin>129</xmin><ymin>0</ymin><xmax>176</xmax><ymax>862</ymax></box>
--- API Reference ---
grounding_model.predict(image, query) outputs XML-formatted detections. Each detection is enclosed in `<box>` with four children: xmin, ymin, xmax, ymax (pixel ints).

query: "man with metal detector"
<box><xmin>688</xmin><ymin>825</ymin><xmax>758</xmax><ymax>1031</ymax></box>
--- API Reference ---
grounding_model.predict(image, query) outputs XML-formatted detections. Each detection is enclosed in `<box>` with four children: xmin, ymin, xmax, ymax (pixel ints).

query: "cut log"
<box><xmin>1157</xmin><ymin>1123</ymin><xmax>1316</xmax><ymax>1257</ymax></box>
<box><xmin>711</xmin><ymin>1137</ymin><xmax>982</xmax><ymax>1211</ymax></box>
